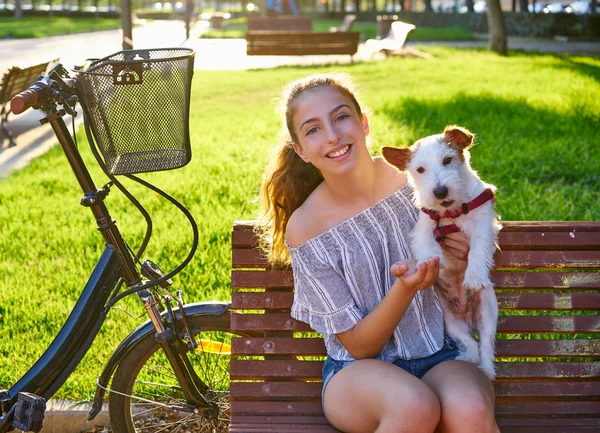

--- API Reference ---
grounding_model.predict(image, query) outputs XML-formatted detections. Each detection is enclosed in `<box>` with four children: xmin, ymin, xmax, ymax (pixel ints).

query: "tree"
<box><xmin>486</xmin><ymin>0</ymin><xmax>507</xmax><ymax>54</ymax></box>
<box><xmin>14</xmin><ymin>0</ymin><xmax>23</xmax><ymax>19</ymax></box>
<box><xmin>592</xmin><ymin>0</ymin><xmax>598</xmax><ymax>13</ymax></box>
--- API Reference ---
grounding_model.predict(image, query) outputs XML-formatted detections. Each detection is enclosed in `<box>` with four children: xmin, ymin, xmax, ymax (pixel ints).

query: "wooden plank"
<box><xmin>232</xmin><ymin>338</ymin><xmax>326</xmax><ymax>356</ymax></box>
<box><xmin>497</xmin><ymin>251</ymin><xmax>600</xmax><ymax>270</ymax></box>
<box><xmin>498</xmin><ymin>231</ymin><xmax>600</xmax><ymax>250</ymax></box>
<box><xmin>232</xmin><ymin>291</ymin><xmax>295</xmax><ymax>310</ymax></box>
<box><xmin>231</xmin><ymin>360</ymin><xmax>600</xmax><ymax>381</ymax></box>
<box><xmin>230</xmin><ymin>416</ymin><xmax>330</xmax><ymax>425</ymax></box>
<box><xmin>230</xmin><ymin>425</ymin><xmax>337</xmax><ymax>433</ymax></box>
<box><xmin>496</xmin><ymin>316</ymin><xmax>600</xmax><ymax>334</ymax></box>
<box><xmin>231</xmin><ymin>400</ymin><xmax>600</xmax><ymax>417</ymax></box>
<box><xmin>231</xmin><ymin>381</ymin><xmax>599</xmax><ymax>401</ymax></box>
<box><xmin>233</xmin><ymin>249</ymin><xmax>600</xmax><ymax>269</ymax></box>
<box><xmin>232</xmin><ymin>221</ymin><xmax>600</xmax><ymax>249</ymax></box>
<box><xmin>231</xmin><ymin>313</ymin><xmax>312</xmax><ymax>332</ymax></box>
<box><xmin>231</xmin><ymin>270</ymin><xmax>600</xmax><ymax>292</ymax></box>
<box><xmin>230</xmin><ymin>360</ymin><xmax>323</xmax><ymax>380</ymax></box>
<box><xmin>495</xmin><ymin>362</ymin><xmax>600</xmax><ymax>380</ymax></box>
<box><xmin>232</xmin><ymin>338</ymin><xmax>600</xmax><ymax>358</ymax></box>
<box><xmin>495</xmin><ymin>339</ymin><xmax>600</xmax><ymax>358</ymax></box>
<box><xmin>497</xmin><ymin>292</ymin><xmax>600</xmax><ymax>310</ymax></box>
<box><xmin>230</xmin><ymin>312</ymin><xmax>600</xmax><ymax>334</ymax></box>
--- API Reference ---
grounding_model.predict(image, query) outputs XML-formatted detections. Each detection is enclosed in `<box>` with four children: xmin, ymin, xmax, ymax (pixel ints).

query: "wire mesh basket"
<box><xmin>75</xmin><ymin>48</ymin><xmax>195</xmax><ymax>175</ymax></box>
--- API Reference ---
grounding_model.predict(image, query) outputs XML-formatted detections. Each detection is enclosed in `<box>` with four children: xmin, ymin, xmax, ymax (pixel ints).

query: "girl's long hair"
<box><xmin>255</xmin><ymin>73</ymin><xmax>365</xmax><ymax>268</ymax></box>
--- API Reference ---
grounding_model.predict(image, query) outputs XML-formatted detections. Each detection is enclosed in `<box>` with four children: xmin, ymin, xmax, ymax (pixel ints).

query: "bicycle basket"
<box><xmin>75</xmin><ymin>48</ymin><xmax>195</xmax><ymax>175</ymax></box>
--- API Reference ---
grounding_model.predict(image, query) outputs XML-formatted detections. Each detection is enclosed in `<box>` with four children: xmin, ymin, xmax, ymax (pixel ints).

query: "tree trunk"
<box><xmin>14</xmin><ymin>0</ymin><xmax>23</xmax><ymax>19</ymax></box>
<box><xmin>519</xmin><ymin>0</ymin><xmax>528</xmax><ymax>12</ymax></box>
<box><xmin>486</xmin><ymin>0</ymin><xmax>507</xmax><ymax>55</ymax></box>
<box><xmin>591</xmin><ymin>0</ymin><xmax>597</xmax><ymax>13</ymax></box>
<box><xmin>466</xmin><ymin>0</ymin><xmax>474</xmax><ymax>12</ymax></box>
<box><xmin>424</xmin><ymin>0</ymin><xmax>433</xmax><ymax>11</ymax></box>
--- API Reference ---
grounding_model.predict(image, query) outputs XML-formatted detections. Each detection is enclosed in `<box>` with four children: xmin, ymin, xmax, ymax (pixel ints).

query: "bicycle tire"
<box><xmin>108</xmin><ymin>309</ymin><xmax>245</xmax><ymax>433</ymax></box>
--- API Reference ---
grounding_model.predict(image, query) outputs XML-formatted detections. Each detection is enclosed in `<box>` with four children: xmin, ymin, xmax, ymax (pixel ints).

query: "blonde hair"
<box><xmin>256</xmin><ymin>72</ymin><xmax>367</xmax><ymax>268</ymax></box>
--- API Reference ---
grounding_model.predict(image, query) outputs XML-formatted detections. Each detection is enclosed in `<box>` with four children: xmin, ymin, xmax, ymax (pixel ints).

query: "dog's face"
<box><xmin>382</xmin><ymin>125</ymin><xmax>475</xmax><ymax>211</ymax></box>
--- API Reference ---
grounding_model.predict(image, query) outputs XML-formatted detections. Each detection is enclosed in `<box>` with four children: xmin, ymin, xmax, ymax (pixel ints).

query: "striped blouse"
<box><xmin>288</xmin><ymin>184</ymin><xmax>444</xmax><ymax>362</ymax></box>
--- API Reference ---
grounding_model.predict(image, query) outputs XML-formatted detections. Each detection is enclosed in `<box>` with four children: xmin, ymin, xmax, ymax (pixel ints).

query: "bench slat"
<box><xmin>232</xmin><ymin>249</ymin><xmax>600</xmax><ymax>269</ymax></box>
<box><xmin>230</xmin><ymin>360</ymin><xmax>600</xmax><ymax>380</ymax></box>
<box><xmin>231</xmin><ymin>221</ymin><xmax>600</xmax><ymax>249</ymax></box>
<box><xmin>232</xmin><ymin>337</ymin><xmax>600</xmax><ymax>357</ymax></box>
<box><xmin>230</xmin><ymin>313</ymin><xmax>600</xmax><ymax>334</ymax></box>
<box><xmin>232</xmin><ymin>270</ymin><xmax>600</xmax><ymax>290</ymax></box>
<box><xmin>231</xmin><ymin>291</ymin><xmax>600</xmax><ymax>310</ymax></box>
<box><xmin>230</xmin><ymin>380</ymin><xmax>600</xmax><ymax>401</ymax></box>
<box><xmin>231</xmin><ymin>401</ymin><xmax>600</xmax><ymax>417</ymax></box>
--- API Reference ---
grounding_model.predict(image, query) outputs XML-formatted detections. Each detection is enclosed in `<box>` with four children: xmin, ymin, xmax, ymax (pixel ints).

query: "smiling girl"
<box><xmin>256</xmin><ymin>73</ymin><xmax>499</xmax><ymax>433</ymax></box>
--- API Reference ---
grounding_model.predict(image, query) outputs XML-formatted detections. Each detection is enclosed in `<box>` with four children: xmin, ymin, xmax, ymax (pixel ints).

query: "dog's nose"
<box><xmin>433</xmin><ymin>186</ymin><xmax>448</xmax><ymax>199</ymax></box>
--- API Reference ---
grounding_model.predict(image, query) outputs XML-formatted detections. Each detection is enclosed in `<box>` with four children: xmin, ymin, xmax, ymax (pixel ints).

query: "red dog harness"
<box><xmin>420</xmin><ymin>188</ymin><xmax>496</xmax><ymax>241</ymax></box>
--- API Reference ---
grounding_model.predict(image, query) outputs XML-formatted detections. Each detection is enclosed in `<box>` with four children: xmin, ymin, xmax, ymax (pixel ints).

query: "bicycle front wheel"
<box><xmin>108</xmin><ymin>309</ymin><xmax>244</xmax><ymax>433</ymax></box>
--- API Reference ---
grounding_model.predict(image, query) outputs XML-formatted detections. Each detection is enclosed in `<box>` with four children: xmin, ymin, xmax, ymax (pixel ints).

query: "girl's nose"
<box><xmin>325</xmin><ymin>123</ymin><xmax>341</xmax><ymax>144</ymax></box>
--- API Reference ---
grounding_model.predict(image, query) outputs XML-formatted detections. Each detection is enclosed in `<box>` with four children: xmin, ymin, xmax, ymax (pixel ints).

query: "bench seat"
<box><xmin>229</xmin><ymin>221</ymin><xmax>600</xmax><ymax>432</ymax></box>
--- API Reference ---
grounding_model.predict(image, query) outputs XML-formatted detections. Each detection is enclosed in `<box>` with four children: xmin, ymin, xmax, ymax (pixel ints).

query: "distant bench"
<box><xmin>245</xmin><ymin>31</ymin><xmax>361</xmax><ymax>60</ymax></box>
<box><xmin>0</xmin><ymin>58</ymin><xmax>58</xmax><ymax>147</ymax></box>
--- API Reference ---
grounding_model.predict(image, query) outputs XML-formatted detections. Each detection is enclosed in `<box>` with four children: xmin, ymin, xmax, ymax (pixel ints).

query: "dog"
<box><xmin>381</xmin><ymin>125</ymin><xmax>501</xmax><ymax>380</ymax></box>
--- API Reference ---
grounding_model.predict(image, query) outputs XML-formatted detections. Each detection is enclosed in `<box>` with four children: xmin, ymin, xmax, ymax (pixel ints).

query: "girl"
<box><xmin>256</xmin><ymin>72</ymin><xmax>499</xmax><ymax>433</ymax></box>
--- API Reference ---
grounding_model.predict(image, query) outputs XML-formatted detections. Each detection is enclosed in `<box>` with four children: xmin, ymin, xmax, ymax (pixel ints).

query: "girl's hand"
<box><xmin>390</xmin><ymin>257</ymin><xmax>439</xmax><ymax>292</ymax></box>
<box><xmin>440</xmin><ymin>232</ymin><xmax>470</xmax><ymax>261</ymax></box>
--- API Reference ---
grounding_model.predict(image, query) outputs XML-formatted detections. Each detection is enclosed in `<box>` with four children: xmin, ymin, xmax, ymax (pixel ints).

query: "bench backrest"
<box><xmin>386</xmin><ymin>21</ymin><xmax>416</xmax><ymax>45</ymax></box>
<box><xmin>247</xmin><ymin>15</ymin><xmax>312</xmax><ymax>31</ymax></box>
<box><xmin>0</xmin><ymin>60</ymin><xmax>54</xmax><ymax>106</ymax></box>
<box><xmin>338</xmin><ymin>14</ymin><xmax>356</xmax><ymax>32</ymax></box>
<box><xmin>230</xmin><ymin>221</ymin><xmax>600</xmax><ymax>430</ymax></box>
<box><xmin>245</xmin><ymin>32</ymin><xmax>361</xmax><ymax>56</ymax></box>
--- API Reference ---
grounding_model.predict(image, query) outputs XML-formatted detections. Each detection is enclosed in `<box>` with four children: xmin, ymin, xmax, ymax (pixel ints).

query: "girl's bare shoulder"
<box><xmin>285</xmin><ymin>185</ymin><xmax>332</xmax><ymax>249</ymax></box>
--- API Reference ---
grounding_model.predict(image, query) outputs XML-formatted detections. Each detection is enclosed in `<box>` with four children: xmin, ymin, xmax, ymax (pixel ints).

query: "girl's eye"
<box><xmin>306</xmin><ymin>127</ymin><xmax>318</xmax><ymax>135</ymax></box>
<box><xmin>336</xmin><ymin>114</ymin><xmax>349</xmax><ymax>122</ymax></box>
<box><xmin>416</xmin><ymin>167</ymin><xmax>425</xmax><ymax>174</ymax></box>
<box><xmin>443</xmin><ymin>156</ymin><xmax>453</xmax><ymax>165</ymax></box>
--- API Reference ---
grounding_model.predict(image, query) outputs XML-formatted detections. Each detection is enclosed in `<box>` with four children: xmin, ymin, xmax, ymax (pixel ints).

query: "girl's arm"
<box><xmin>336</xmin><ymin>257</ymin><xmax>439</xmax><ymax>359</ymax></box>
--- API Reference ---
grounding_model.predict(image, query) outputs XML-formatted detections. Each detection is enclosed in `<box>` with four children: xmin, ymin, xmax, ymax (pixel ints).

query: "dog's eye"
<box><xmin>443</xmin><ymin>156</ymin><xmax>453</xmax><ymax>166</ymax></box>
<box><xmin>416</xmin><ymin>167</ymin><xmax>425</xmax><ymax>174</ymax></box>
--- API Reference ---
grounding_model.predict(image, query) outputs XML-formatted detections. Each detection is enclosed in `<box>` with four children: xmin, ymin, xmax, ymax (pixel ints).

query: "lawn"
<box><xmin>0</xmin><ymin>47</ymin><xmax>599</xmax><ymax>401</ymax></box>
<box><xmin>0</xmin><ymin>16</ymin><xmax>121</xmax><ymax>38</ymax></box>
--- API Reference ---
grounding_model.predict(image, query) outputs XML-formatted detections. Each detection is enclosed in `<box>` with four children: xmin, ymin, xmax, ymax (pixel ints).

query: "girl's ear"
<box><xmin>362</xmin><ymin>115</ymin><xmax>370</xmax><ymax>137</ymax></box>
<box><xmin>292</xmin><ymin>142</ymin><xmax>310</xmax><ymax>163</ymax></box>
<box><xmin>381</xmin><ymin>146</ymin><xmax>412</xmax><ymax>171</ymax></box>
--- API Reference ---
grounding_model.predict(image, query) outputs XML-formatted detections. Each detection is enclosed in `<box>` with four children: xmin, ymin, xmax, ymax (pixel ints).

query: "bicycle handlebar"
<box><xmin>11</xmin><ymin>88</ymin><xmax>41</xmax><ymax>115</ymax></box>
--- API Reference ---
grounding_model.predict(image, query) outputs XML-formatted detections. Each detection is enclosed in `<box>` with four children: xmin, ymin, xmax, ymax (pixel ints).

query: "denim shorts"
<box><xmin>321</xmin><ymin>335</ymin><xmax>460</xmax><ymax>415</ymax></box>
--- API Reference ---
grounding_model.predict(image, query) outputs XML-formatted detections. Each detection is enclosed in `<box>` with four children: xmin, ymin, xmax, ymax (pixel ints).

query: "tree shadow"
<box><xmin>378</xmin><ymin>94</ymin><xmax>599</xmax><ymax>220</ymax></box>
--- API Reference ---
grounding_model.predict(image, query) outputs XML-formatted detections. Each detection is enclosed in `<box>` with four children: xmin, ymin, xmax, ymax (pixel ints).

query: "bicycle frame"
<box><xmin>0</xmin><ymin>67</ymin><xmax>213</xmax><ymax>432</ymax></box>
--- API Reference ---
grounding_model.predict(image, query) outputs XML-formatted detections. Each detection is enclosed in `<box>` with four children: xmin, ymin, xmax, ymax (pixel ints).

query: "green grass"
<box><xmin>0</xmin><ymin>16</ymin><xmax>121</xmax><ymax>38</ymax></box>
<box><xmin>0</xmin><ymin>47</ymin><xmax>599</xmax><ymax>401</ymax></box>
<box><xmin>201</xmin><ymin>17</ymin><xmax>474</xmax><ymax>42</ymax></box>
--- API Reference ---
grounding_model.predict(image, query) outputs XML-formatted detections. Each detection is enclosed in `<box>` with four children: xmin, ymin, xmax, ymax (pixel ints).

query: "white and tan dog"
<box><xmin>382</xmin><ymin>125</ymin><xmax>500</xmax><ymax>380</ymax></box>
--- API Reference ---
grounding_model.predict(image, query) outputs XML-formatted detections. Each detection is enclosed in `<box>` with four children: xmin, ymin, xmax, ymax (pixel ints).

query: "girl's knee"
<box><xmin>382</xmin><ymin>388</ymin><xmax>441</xmax><ymax>433</ymax></box>
<box><xmin>441</xmin><ymin>389</ymin><xmax>497</xmax><ymax>432</ymax></box>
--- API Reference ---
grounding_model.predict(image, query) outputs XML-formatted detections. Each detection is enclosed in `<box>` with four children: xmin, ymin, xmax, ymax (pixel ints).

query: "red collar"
<box><xmin>420</xmin><ymin>188</ymin><xmax>495</xmax><ymax>241</ymax></box>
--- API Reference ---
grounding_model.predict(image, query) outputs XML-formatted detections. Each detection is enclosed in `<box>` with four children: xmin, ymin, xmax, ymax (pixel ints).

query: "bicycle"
<box><xmin>0</xmin><ymin>48</ymin><xmax>250</xmax><ymax>433</ymax></box>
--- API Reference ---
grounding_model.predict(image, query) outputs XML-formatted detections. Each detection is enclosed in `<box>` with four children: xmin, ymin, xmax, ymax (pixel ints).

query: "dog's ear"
<box><xmin>443</xmin><ymin>125</ymin><xmax>474</xmax><ymax>151</ymax></box>
<box><xmin>381</xmin><ymin>146</ymin><xmax>412</xmax><ymax>171</ymax></box>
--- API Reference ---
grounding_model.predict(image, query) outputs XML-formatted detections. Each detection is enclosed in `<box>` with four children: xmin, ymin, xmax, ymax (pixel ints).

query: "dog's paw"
<box><xmin>462</xmin><ymin>269</ymin><xmax>486</xmax><ymax>291</ymax></box>
<box><xmin>416</xmin><ymin>254</ymin><xmax>445</xmax><ymax>269</ymax></box>
<box><xmin>478</xmin><ymin>361</ymin><xmax>496</xmax><ymax>381</ymax></box>
<box><xmin>456</xmin><ymin>347</ymin><xmax>480</xmax><ymax>365</ymax></box>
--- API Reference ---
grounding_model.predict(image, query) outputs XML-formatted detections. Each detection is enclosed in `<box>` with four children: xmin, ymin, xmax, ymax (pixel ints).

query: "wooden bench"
<box><xmin>365</xmin><ymin>20</ymin><xmax>416</xmax><ymax>56</ymax></box>
<box><xmin>247</xmin><ymin>15</ymin><xmax>312</xmax><ymax>32</ymax></box>
<box><xmin>0</xmin><ymin>59</ymin><xmax>56</xmax><ymax>147</ymax></box>
<box><xmin>245</xmin><ymin>31</ymin><xmax>361</xmax><ymax>59</ymax></box>
<box><xmin>229</xmin><ymin>220</ymin><xmax>600</xmax><ymax>432</ymax></box>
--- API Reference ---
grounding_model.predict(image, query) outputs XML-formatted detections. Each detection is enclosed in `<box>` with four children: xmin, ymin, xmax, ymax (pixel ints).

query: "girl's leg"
<box><xmin>422</xmin><ymin>360</ymin><xmax>499</xmax><ymax>433</ymax></box>
<box><xmin>323</xmin><ymin>358</ymin><xmax>441</xmax><ymax>433</ymax></box>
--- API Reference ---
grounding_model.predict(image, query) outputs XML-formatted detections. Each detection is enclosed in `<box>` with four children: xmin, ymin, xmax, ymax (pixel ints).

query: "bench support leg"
<box><xmin>0</xmin><ymin>105</ymin><xmax>16</xmax><ymax>148</ymax></box>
